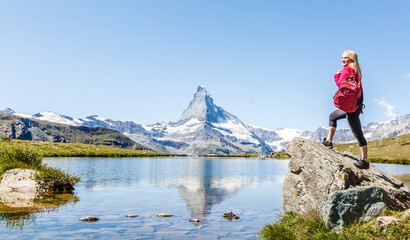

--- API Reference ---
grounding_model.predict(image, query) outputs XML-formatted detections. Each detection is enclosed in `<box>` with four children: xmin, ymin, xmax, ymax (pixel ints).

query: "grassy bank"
<box><xmin>0</xmin><ymin>138</ymin><xmax>173</xmax><ymax>158</ymax></box>
<box><xmin>0</xmin><ymin>144</ymin><xmax>80</xmax><ymax>192</ymax></box>
<box><xmin>334</xmin><ymin>133</ymin><xmax>410</xmax><ymax>164</ymax></box>
<box><xmin>198</xmin><ymin>153</ymin><xmax>260</xmax><ymax>158</ymax></box>
<box><xmin>260</xmin><ymin>210</ymin><xmax>409</xmax><ymax>240</ymax></box>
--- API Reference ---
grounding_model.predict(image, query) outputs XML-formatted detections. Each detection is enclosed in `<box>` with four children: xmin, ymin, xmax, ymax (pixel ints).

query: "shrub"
<box><xmin>0</xmin><ymin>162</ymin><xmax>31</xmax><ymax>176</ymax></box>
<box><xmin>0</xmin><ymin>144</ymin><xmax>80</xmax><ymax>192</ymax></box>
<box><xmin>0</xmin><ymin>144</ymin><xmax>42</xmax><ymax>167</ymax></box>
<box><xmin>36</xmin><ymin>166</ymin><xmax>80</xmax><ymax>192</ymax></box>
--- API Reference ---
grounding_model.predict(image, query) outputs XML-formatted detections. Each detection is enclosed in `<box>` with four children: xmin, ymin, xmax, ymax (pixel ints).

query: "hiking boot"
<box><xmin>322</xmin><ymin>138</ymin><xmax>333</xmax><ymax>149</ymax></box>
<box><xmin>354</xmin><ymin>159</ymin><xmax>369</xmax><ymax>169</ymax></box>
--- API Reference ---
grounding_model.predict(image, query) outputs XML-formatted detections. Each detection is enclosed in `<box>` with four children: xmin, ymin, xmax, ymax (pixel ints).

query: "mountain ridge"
<box><xmin>0</xmin><ymin>113</ymin><xmax>148</xmax><ymax>151</ymax></box>
<box><xmin>2</xmin><ymin>86</ymin><xmax>409</xmax><ymax>154</ymax></box>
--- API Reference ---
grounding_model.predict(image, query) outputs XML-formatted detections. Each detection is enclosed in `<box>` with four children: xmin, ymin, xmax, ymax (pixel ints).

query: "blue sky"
<box><xmin>0</xmin><ymin>0</ymin><xmax>409</xmax><ymax>130</ymax></box>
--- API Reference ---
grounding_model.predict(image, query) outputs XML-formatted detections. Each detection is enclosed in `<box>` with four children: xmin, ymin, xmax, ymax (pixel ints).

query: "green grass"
<box><xmin>334</xmin><ymin>133</ymin><xmax>410</xmax><ymax>164</ymax></box>
<box><xmin>198</xmin><ymin>153</ymin><xmax>261</xmax><ymax>157</ymax></box>
<box><xmin>0</xmin><ymin>144</ymin><xmax>80</xmax><ymax>192</ymax></box>
<box><xmin>268</xmin><ymin>150</ymin><xmax>291</xmax><ymax>159</ymax></box>
<box><xmin>260</xmin><ymin>210</ymin><xmax>410</xmax><ymax>240</ymax></box>
<box><xmin>0</xmin><ymin>138</ymin><xmax>173</xmax><ymax>158</ymax></box>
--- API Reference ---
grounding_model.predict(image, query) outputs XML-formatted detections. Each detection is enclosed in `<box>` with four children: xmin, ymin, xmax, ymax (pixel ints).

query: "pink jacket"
<box><xmin>334</xmin><ymin>65</ymin><xmax>360</xmax><ymax>87</ymax></box>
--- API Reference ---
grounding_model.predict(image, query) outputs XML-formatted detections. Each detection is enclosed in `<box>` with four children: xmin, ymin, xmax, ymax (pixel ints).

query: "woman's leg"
<box><xmin>327</xmin><ymin>127</ymin><xmax>337</xmax><ymax>142</ymax></box>
<box><xmin>346</xmin><ymin>106</ymin><xmax>368</xmax><ymax>161</ymax></box>
<box><xmin>327</xmin><ymin>109</ymin><xmax>346</xmax><ymax>142</ymax></box>
<box><xmin>360</xmin><ymin>145</ymin><xmax>368</xmax><ymax>161</ymax></box>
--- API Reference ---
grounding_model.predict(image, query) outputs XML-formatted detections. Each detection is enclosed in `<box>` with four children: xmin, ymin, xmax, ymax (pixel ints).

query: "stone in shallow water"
<box><xmin>125</xmin><ymin>214</ymin><xmax>139</xmax><ymax>218</ymax></box>
<box><xmin>79</xmin><ymin>216</ymin><xmax>100</xmax><ymax>222</ymax></box>
<box><xmin>222</xmin><ymin>211</ymin><xmax>240</xmax><ymax>221</ymax></box>
<box><xmin>156</xmin><ymin>212</ymin><xmax>174</xmax><ymax>217</ymax></box>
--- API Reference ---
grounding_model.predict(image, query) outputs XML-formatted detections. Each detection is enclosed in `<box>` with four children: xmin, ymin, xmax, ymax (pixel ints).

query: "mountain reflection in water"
<box><xmin>175</xmin><ymin>159</ymin><xmax>284</xmax><ymax>219</ymax></box>
<box><xmin>46</xmin><ymin>157</ymin><xmax>285</xmax><ymax>221</ymax></box>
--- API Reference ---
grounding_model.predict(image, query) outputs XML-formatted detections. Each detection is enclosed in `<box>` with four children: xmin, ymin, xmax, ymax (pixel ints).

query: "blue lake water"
<box><xmin>0</xmin><ymin>157</ymin><xmax>409</xmax><ymax>239</ymax></box>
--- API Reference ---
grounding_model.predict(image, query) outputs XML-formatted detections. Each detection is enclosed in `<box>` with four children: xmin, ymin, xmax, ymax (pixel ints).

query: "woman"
<box><xmin>322</xmin><ymin>50</ymin><xmax>369</xmax><ymax>169</ymax></box>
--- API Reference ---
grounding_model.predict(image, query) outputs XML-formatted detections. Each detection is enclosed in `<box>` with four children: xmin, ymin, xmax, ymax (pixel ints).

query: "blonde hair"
<box><xmin>343</xmin><ymin>50</ymin><xmax>362</xmax><ymax>78</ymax></box>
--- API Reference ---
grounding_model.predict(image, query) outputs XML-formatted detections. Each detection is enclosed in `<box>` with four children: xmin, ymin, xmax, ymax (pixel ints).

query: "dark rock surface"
<box><xmin>317</xmin><ymin>186</ymin><xmax>391</xmax><ymax>230</ymax></box>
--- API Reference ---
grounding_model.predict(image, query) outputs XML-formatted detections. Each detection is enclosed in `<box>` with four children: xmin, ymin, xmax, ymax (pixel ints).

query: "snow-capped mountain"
<box><xmin>5</xmin><ymin>86</ymin><xmax>272</xmax><ymax>154</ymax></box>
<box><xmin>0</xmin><ymin>108</ymin><xmax>15</xmax><ymax>115</ymax></box>
<box><xmin>126</xmin><ymin>85</ymin><xmax>273</xmax><ymax>154</ymax></box>
<box><xmin>3</xmin><ymin>85</ymin><xmax>409</xmax><ymax>154</ymax></box>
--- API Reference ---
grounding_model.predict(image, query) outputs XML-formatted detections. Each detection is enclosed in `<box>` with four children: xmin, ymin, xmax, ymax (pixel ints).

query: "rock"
<box><xmin>0</xmin><ymin>169</ymin><xmax>42</xmax><ymax>192</ymax></box>
<box><xmin>222</xmin><ymin>211</ymin><xmax>240</xmax><ymax>221</ymax></box>
<box><xmin>377</xmin><ymin>216</ymin><xmax>400</xmax><ymax>232</ymax></box>
<box><xmin>79</xmin><ymin>216</ymin><xmax>100</xmax><ymax>222</ymax></box>
<box><xmin>317</xmin><ymin>186</ymin><xmax>390</xmax><ymax>230</ymax></box>
<box><xmin>156</xmin><ymin>213</ymin><xmax>173</xmax><ymax>217</ymax></box>
<box><xmin>189</xmin><ymin>218</ymin><xmax>201</xmax><ymax>223</ymax></box>
<box><xmin>402</xmin><ymin>209</ymin><xmax>410</xmax><ymax>219</ymax></box>
<box><xmin>282</xmin><ymin>138</ymin><xmax>410</xmax><ymax>229</ymax></box>
<box><xmin>377</xmin><ymin>209</ymin><xmax>410</xmax><ymax>232</ymax></box>
<box><xmin>125</xmin><ymin>214</ymin><xmax>139</xmax><ymax>218</ymax></box>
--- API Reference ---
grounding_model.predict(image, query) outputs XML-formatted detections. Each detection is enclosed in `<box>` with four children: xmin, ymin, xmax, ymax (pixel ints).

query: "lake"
<box><xmin>0</xmin><ymin>157</ymin><xmax>409</xmax><ymax>239</ymax></box>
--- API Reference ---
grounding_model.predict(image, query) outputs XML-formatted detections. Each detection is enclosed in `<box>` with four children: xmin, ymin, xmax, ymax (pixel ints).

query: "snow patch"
<box><xmin>213</xmin><ymin>120</ymin><xmax>259</xmax><ymax>144</ymax></box>
<box><xmin>13</xmin><ymin>113</ymin><xmax>33</xmax><ymax>118</ymax></box>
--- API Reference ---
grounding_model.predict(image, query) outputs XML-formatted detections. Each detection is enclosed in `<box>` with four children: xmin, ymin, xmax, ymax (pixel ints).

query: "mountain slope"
<box><xmin>334</xmin><ymin>133</ymin><xmax>410</xmax><ymax>164</ymax></box>
<box><xmin>0</xmin><ymin>113</ymin><xmax>148</xmax><ymax>150</ymax></box>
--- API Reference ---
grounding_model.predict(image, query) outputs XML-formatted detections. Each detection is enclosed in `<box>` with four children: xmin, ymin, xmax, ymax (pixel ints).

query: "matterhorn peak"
<box><xmin>180</xmin><ymin>86</ymin><xmax>242</xmax><ymax>125</ymax></box>
<box><xmin>197</xmin><ymin>84</ymin><xmax>206</xmax><ymax>91</ymax></box>
<box><xmin>195</xmin><ymin>84</ymin><xmax>210</xmax><ymax>95</ymax></box>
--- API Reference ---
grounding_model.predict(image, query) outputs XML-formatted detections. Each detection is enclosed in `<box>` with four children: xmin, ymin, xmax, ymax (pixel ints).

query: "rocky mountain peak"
<box><xmin>180</xmin><ymin>85</ymin><xmax>239</xmax><ymax>124</ymax></box>
<box><xmin>0</xmin><ymin>108</ymin><xmax>15</xmax><ymax>115</ymax></box>
<box><xmin>197</xmin><ymin>84</ymin><xmax>207</xmax><ymax>93</ymax></box>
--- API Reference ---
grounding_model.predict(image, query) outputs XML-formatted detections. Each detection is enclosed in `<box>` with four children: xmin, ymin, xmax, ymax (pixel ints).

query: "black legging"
<box><xmin>329</xmin><ymin>105</ymin><xmax>367</xmax><ymax>147</ymax></box>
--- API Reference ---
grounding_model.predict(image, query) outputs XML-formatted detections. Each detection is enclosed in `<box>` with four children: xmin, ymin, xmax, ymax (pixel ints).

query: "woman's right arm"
<box><xmin>334</xmin><ymin>67</ymin><xmax>349</xmax><ymax>87</ymax></box>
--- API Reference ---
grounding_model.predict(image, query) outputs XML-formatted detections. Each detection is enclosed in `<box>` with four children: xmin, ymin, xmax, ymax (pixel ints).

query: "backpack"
<box><xmin>333</xmin><ymin>72</ymin><xmax>362</xmax><ymax>113</ymax></box>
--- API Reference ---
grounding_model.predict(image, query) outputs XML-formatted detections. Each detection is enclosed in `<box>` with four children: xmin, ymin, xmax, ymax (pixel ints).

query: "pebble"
<box><xmin>189</xmin><ymin>218</ymin><xmax>201</xmax><ymax>223</ymax></box>
<box><xmin>156</xmin><ymin>212</ymin><xmax>174</xmax><ymax>217</ymax></box>
<box><xmin>79</xmin><ymin>216</ymin><xmax>100</xmax><ymax>222</ymax></box>
<box><xmin>222</xmin><ymin>211</ymin><xmax>240</xmax><ymax>221</ymax></box>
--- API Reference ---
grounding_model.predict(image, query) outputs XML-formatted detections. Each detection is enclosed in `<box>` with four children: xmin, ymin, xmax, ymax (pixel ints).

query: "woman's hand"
<box><xmin>336</xmin><ymin>70</ymin><xmax>341</xmax><ymax>74</ymax></box>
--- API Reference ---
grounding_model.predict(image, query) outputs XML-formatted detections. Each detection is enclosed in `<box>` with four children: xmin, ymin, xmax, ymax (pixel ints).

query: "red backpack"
<box><xmin>333</xmin><ymin>71</ymin><xmax>362</xmax><ymax>113</ymax></box>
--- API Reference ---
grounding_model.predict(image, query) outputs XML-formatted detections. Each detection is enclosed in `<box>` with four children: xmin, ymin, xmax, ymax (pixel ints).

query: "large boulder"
<box><xmin>0</xmin><ymin>169</ymin><xmax>44</xmax><ymax>208</ymax></box>
<box><xmin>282</xmin><ymin>137</ymin><xmax>410</xmax><ymax>230</ymax></box>
<box><xmin>0</xmin><ymin>169</ymin><xmax>42</xmax><ymax>192</ymax></box>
